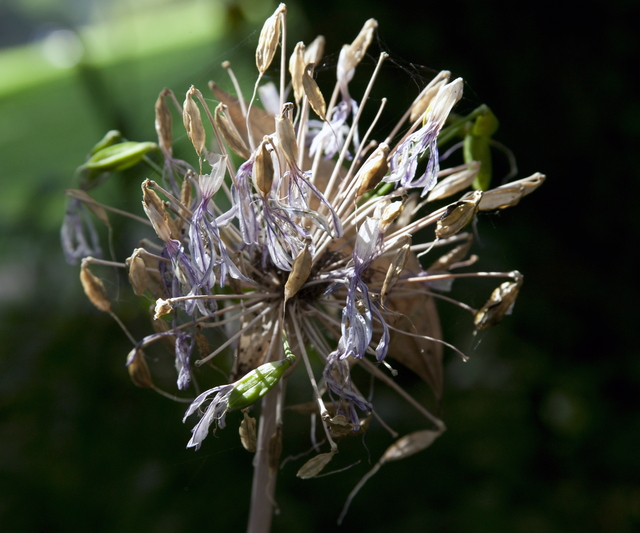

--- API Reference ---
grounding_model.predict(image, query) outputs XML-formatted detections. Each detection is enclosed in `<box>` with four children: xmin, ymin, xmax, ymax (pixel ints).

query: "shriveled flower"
<box><xmin>63</xmin><ymin>4</ymin><xmax>544</xmax><ymax>529</ymax></box>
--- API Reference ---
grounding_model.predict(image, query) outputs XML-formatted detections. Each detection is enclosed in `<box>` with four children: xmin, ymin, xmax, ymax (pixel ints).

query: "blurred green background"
<box><xmin>1</xmin><ymin>0</ymin><xmax>639</xmax><ymax>531</ymax></box>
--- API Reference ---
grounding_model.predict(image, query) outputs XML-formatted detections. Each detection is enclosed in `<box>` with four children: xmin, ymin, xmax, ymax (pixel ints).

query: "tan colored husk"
<box><xmin>409</xmin><ymin>70</ymin><xmax>451</xmax><ymax>124</ymax></box>
<box><xmin>154</xmin><ymin>88</ymin><xmax>173</xmax><ymax>157</ymax></box>
<box><xmin>80</xmin><ymin>259</ymin><xmax>111</xmax><ymax>313</ymax></box>
<box><xmin>275</xmin><ymin>104</ymin><xmax>299</xmax><ymax>167</ymax></box>
<box><xmin>154</xmin><ymin>298</ymin><xmax>173</xmax><ymax>320</ymax></box>
<box><xmin>428</xmin><ymin>161</ymin><xmax>480</xmax><ymax>202</ymax></box>
<box><xmin>214</xmin><ymin>103</ymin><xmax>251</xmax><ymax>159</ymax></box>
<box><xmin>355</xmin><ymin>143</ymin><xmax>389</xmax><ymax>197</ymax></box>
<box><xmin>253</xmin><ymin>137</ymin><xmax>274</xmax><ymax>197</ymax></box>
<box><xmin>183</xmin><ymin>86</ymin><xmax>206</xmax><ymax>157</ymax></box>
<box><xmin>302</xmin><ymin>64</ymin><xmax>326</xmax><ymax>121</ymax></box>
<box><xmin>479</xmin><ymin>172</ymin><xmax>546</xmax><ymax>211</ymax></box>
<box><xmin>427</xmin><ymin>235</ymin><xmax>474</xmax><ymax>272</ymax></box>
<box><xmin>328</xmin><ymin>414</ymin><xmax>354</xmax><ymax>436</ymax></box>
<box><xmin>474</xmin><ymin>274</ymin><xmax>523</xmax><ymax>329</ymax></box>
<box><xmin>142</xmin><ymin>181</ymin><xmax>173</xmax><ymax>243</ymax></box>
<box><xmin>380</xmin><ymin>429</ymin><xmax>443</xmax><ymax>463</ymax></box>
<box><xmin>304</xmin><ymin>35</ymin><xmax>325</xmax><ymax>67</ymax></box>
<box><xmin>256</xmin><ymin>4</ymin><xmax>286</xmax><ymax>74</ymax></box>
<box><xmin>435</xmin><ymin>190</ymin><xmax>483</xmax><ymax>238</ymax></box>
<box><xmin>284</xmin><ymin>241</ymin><xmax>312</xmax><ymax>302</ymax></box>
<box><xmin>289</xmin><ymin>41</ymin><xmax>306</xmax><ymax>104</ymax></box>
<box><xmin>239</xmin><ymin>411</ymin><xmax>257</xmax><ymax>453</ymax></box>
<box><xmin>342</xmin><ymin>18</ymin><xmax>378</xmax><ymax>73</ymax></box>
<box><xmin>381</xmin><ymin>236</ymin><xmax>411</xmax><ymax>304</ymax></box>
<box><xmin>126</xmin><ymin>347</ymin><xmax>154</xmax><ymax>388</ymax></box>
<box><xmin>126</xmin><ymin>248</ymin><xmax>148</xmax><ymax>296</ymax></box>
<box><xmin>380</xmin><ymin>200</ymin><xmax>404</xmax><ymax>230</ymax></box>
<box><xmin>296</xmin><ymin>450</ymin><xmax>337</xmax><ymax>479</ymax></box>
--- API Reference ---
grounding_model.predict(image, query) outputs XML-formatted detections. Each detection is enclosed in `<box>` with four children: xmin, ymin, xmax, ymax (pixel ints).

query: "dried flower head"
<box><xmin>63</xmin><ymin>4</ymin><xmax>544</xmax><ymax>528</ymax></box>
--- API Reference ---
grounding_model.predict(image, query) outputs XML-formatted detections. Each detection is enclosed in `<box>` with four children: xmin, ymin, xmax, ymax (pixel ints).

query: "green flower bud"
<box><xmin>85</xmin><ymin>141</ymin><xmax>157</xmax><ymax>172</ymax></box>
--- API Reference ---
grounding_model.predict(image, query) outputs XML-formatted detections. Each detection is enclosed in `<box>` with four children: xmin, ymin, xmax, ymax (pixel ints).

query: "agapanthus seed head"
<box><xmin>256</xmin><ymin>3</ymin><xmax>286</xmax><ymax>75</ymax></box>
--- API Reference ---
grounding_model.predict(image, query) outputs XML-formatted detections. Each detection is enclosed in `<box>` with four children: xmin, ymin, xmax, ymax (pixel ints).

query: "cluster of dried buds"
<box><xmin>62</xmin><ymin>3</ymin><xmax>543</xmax><ymax>523</ymax></box>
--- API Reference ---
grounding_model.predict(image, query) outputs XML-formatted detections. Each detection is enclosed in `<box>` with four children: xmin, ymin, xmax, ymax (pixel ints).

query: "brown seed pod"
<box><xmin>126</xmin><ymin>347</ymin><xmax>154</xmax><ymax>389</ymax></box>
<box><xmin>239</xmin><ymin>410</ymin><xmax>257</xmax><ymax>453</ymax></box>
<box><xmin>381</xmin><ymin>236</ymin><xmax>411</xmax><ymax>304</ymax></box>
<box><xmin>435</xmin><ymin>190</ymin><xmax>482</xmax><ymax>238</ymax></box>
<box><xmin>284</xmin><ymin>240</ymin><xmax>312</xmax><ymax>302</ymax></box>
<box><xmin>275</xmin><ymin>104</ymin><xmax>299</xmax><ymax>167</ymax></box>
<box><xmin>214</xmin><ymin>103</ymin><xmax>251</xmax><ymax>159</ymax></box>
<box><xmin>380</xmin><ymin>429</ymin><xmax>444</xmax><ymax>463</ymax></box>
<box><xmin>154</xmin><ymin>88</ymin><xmax>173</xmax><ymax>157</ymax></box>
<box><xmin>474</xmin><ymin>274</ymin><xmax>523</xmax><ymax>330</ymax></box>
<box><xmin>409</xmin><ymin>70</ymin><xmax>451</xmax><ymax>124</ymax></box>
<box><xmin>142</xmin><ymin>180</ymin><xmax>172</xmax><ymax>243</ymax></box>
<box><xmin>296</xmin><ymin>450</ymin><xmax>337</xmax><ymax>479</ymax></box>
<box><xmin>182</xmin><ymin>86</ymin><xmax>206</xmax><ymax>157</ymax></box>
<box><xmin>355</xmin><ymin>143</ymin><xmax>389</xmax><ymax>197</ymax></box>
<box><xmin>428</xmin><ymin>161</ymin><xmax>480</xmax><ymax>202</ymax></box>
<box><xmin>253</xmin><ymin>137</ymin><xmax>274</xmax><ymax>197</ymax></box>
<box><xmin>302</xmin><ymin>64</ymin><xmax>326</xmax><ymax>121</ymax></box>
<box><xmin>256</xmin><ymin>4</ymin><xmax>286</xmax><ymax>75</ymax></box>
<box><xmin>289</xmin><ymin>41</ymin><xmax>306</xmax><ymax>105</ymax></box>
<box><xmin>126</xmin><ymin>248</ymin><xmax>148</xmax><ymax>296</ymax></box>
<box><xmin>80</xmin><ymin>259</ymin><xmax>111</xmax><ymax>313</ymax></box>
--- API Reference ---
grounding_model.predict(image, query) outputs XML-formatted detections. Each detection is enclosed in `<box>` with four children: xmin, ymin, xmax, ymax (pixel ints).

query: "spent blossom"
<box><xmin>63</xmin><ymin>4</ymin><xmax>544</xmax><ymax>529</ymax></box>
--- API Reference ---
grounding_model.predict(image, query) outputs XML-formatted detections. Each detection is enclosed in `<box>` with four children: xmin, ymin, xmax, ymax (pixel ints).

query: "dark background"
<box><xmin>1</xmin><ymin>0</ymin><xmax>638</xmax><ymax>531</ymax></box>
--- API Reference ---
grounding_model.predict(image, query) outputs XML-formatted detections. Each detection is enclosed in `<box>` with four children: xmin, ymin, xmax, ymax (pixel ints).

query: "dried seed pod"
<box><xmin>126</xmin><ymin>347</ymin><xmax>154</xmax><ymax>388</ymax></box>
<box><xmin>155</xmin><ymin>88</ymin><xmax>173</xmax><ymax>157</ymax></box>
<box><xmin>355</xmin><ymin>143</ymin><xmax>389</xmax><ymax>197</ymax></box>
<box><xmin>380</xmin><ymin>200</ymin><xmax>404</xmax><ymax>230</ymax></box>
<box><xmin>410</xmin><ymin>70</ymin><xmax>451</xmax><ymax>124</ymax></box>
<box><xmin>183</xmin><ymin>86</ymin><xmax>206</xmax><ymax>157</ymax></box>
<box><xmin>268</xmin><ymin>425</ymin><xmax>283</xmax><ymax>472</ymax></box>
<box><xmin>427</xmin><ymin>235</ymin><xmax>473</xmax><ymax>272</ymax></box>
<box><xmin>340</xmin><ymin>18</ymin><xmax>378</xmax><ymax>74</ymax></box>
<box><xmin>154</xmin><ymin>298</ymin><xmax>173</xmax><ymax>320</ymax></box>
<box><xmin>126</xmin><ymin>248</ymin><xmax>148</xmax><ymax>296</ymax></box>
<box><xmin>435</xmin><ymin>190</ymin><xmax>482</xmax><ymax>238</ymax></box>
<box><xmin>195</xmin><ymin>331</ymin><xmax>210</xmax><ymax>360</ymax></box>
<box><xmin>214</xmin><ymin>103</ymin><xmax>250</xmax><ymax>159</ymax></box>
<box><xmin>304</xmin><ymin>35</ymin><xmax>325</xmax><ymax>68</ymax></box>
<box><xmin>328</xmin><ymin>414</ymin><xmax>354</xmax><ymax>436</ymax></box>
<box><xmin>239</xmin><ymin>410</ymin><xmax>257</xmax><ymax>453</ymax></box>
<box><xmin>479</xmin><ymin>172</ymin><xmax>546</xmax><ymax>211</ymax></box>
<box><xmin>380</xmin><ymin>429</ymin><xmax>443</xmax><ymax>463</ymax></box>
<box><xmin>275</xmin><ymin>104</ymin><xmax>299</xmax><ymax>167</ymax></box>
<box><xmin>284</xmin><ymin>240</ymin><xmax>312</xmax><ymax>302</ymax></box>
<box><xmin>474</xmin><ymin>274</ymin><xmax>523</xmax><ymax>330</ymax></box>
<box><xmin>80</xmin><ymin>259</ymin><xmax>111</xmax><ymax>313</ymax></box>
<box><xmin>302</xmin><ymin>64</ymin><xmax>326</xmax><ymax>121</ymax></box>
<box><xmin>428</xmin><ymin>161</ymin><xmax>480</xmax><ymax>202</ymax></box>
<box><xmin>256</xmin><ymin>3</ymin><xmax>286</xmax><ymax>75</ymax></box>
<box><xmin>297</xmin><ymin>450</ymin><xmax>337</xmax><ymax>479</ymax></box>
<box><xmin>253</xmin><ymin>137</ymin><xmax>274</xmax><ymax>197</ymax></box>
<box><xmin>289</xmin><ymin>41</ymin><xmax>306</xmax><ymax>105</ymax></box>
<box><xmin>381</xmin><ymin>236</ymin><xmax>411</xmax><ymax>304</ymax></box>
<box><xmin>141</xmin><ymin>181</ymin><xmax>172</xmax><ymax>243</ymax></box>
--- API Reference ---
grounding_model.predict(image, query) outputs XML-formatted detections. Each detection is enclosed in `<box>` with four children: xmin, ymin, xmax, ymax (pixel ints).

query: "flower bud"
<box><xmin>85</xmin><ymin>141</ymin><xmax>158</xmax><ymax>172</ymax></box>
